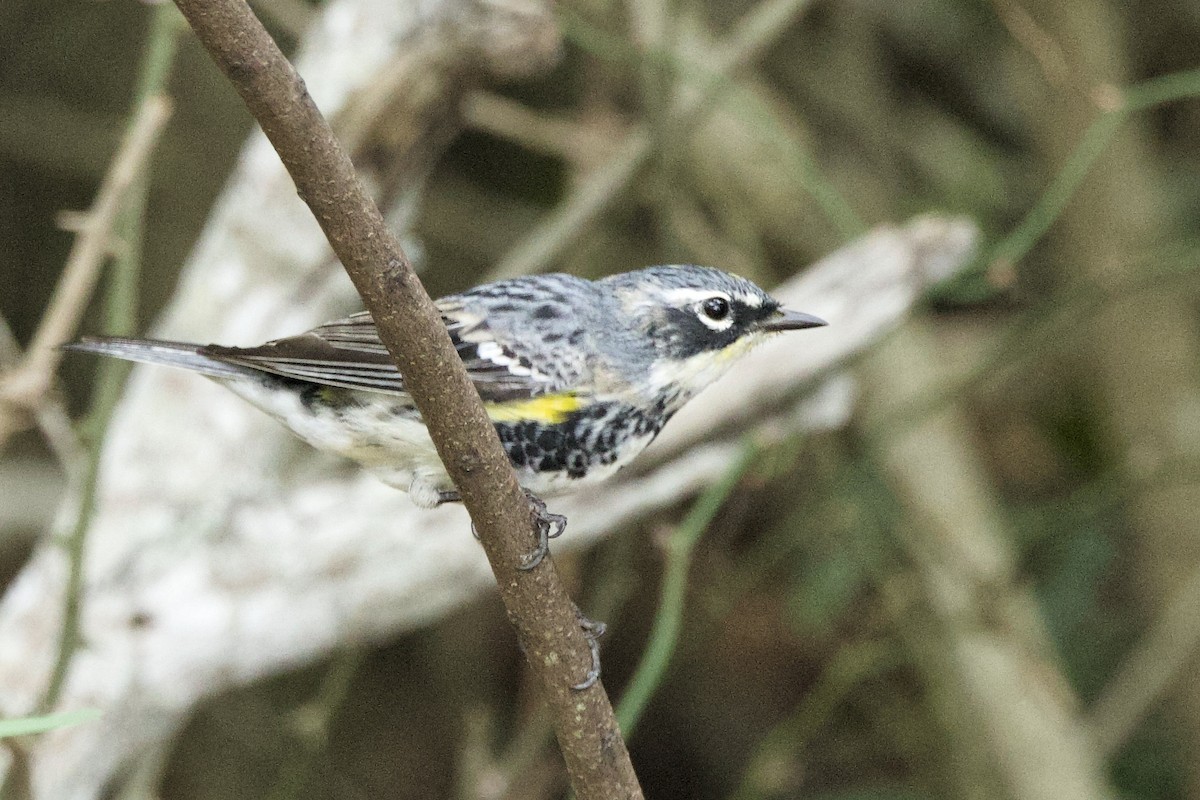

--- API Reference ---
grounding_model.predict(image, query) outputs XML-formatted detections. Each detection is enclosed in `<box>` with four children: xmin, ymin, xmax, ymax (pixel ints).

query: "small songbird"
<box><xmin>68</xmin><ymin>264</ymin><xmax>825</xmax><ymax>518</ymax></box>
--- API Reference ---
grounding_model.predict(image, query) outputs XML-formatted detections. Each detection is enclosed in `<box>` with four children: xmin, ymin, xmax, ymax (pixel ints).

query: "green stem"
<box><xmin>984</xmin><ymin>110</ymin><xmax>1126</xmax><ymax>272</ymax></box>
<box><xmin>0</xmin><ymin>710</ymin><xmax>102</xmax><ymax>740</ymax></box>
<box><xmin>984</xmin><ymin>66</ymin><xmax>1200</xmax><ymax>273</ymax></box>
<box><xmin>38</xmin><ymin>2</ymin><xmax>182</xmax><ymax>714</ymax></box>
<box><xmin>616</xmin><ymin>441</ymin><xmax>758</xmax><ymax>736</ymax></box>
<box><xmin>1124</xmin><ymin>67</ymin><xmax>1200</xmax><ymax>111</ymax></box>
<box><xmin>875</xmin><ymin>242</ymin><xmax>1200</xmax><ymax>442</ymax></box>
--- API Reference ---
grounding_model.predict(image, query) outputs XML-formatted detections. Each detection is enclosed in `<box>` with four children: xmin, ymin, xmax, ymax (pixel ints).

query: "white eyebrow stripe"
<box><xmin>736</xmin><ymin>291</ymin><xmax>763</xmax><ymax>307</ymax></box>
<box><xmin>659</xmin><ymin>287</ymin><xmax>731</xmax><ymax>305</ymax></box>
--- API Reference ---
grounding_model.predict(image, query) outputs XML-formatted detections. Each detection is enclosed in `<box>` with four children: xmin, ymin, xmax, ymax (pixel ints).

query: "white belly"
<box><xmin>223</xmin><ymin>379</ymin><xmax>658</xmax><ymax>509</ymax></box>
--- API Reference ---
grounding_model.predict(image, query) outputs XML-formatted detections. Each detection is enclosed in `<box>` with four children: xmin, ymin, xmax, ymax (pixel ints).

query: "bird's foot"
<box><xmin>434</xmin><ymin>490</ymin><xmax>483</xmax><ymax>540</ymax></box>
<box><xmin>571</xmin><ymin>604</ymin><xmax>607</xmax><ymax>691</ymax></box>
<box><xmin>518</xmin><ymin>490</ymin><xmax>567</xmax><ymax>571</ymax></box>
<box><xmin>438</xmin><ymin>488</ymin><xmax>565</xmax><ymax>568</ymax></box>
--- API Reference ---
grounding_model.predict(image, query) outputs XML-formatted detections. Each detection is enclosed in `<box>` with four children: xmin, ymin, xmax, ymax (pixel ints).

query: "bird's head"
<box><xmin>601</xmin><ymin>265</ymin><xmax>826</xmax><ymax>403</ymax></box>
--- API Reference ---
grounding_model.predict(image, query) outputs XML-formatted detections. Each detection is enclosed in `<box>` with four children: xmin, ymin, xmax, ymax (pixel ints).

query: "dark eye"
<box><xmin>701</xmin><ymin>297</ymin><xmax>731</xmax><ymax>321</ymax></box>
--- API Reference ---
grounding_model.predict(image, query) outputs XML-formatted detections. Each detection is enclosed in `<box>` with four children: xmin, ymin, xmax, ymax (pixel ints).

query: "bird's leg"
<box><xmin>571</xmin><ymin>603</ymin><xmax>607</xmax><ymax>691</ymax></box>
<box><xmin>438</xmin><ymin>488</ymin><xmax>594</xmax><ymax>687</ymax></box>
<box><xmin>435</xmin><ymin>490</ymin><xmax>484</xmax><ymax>540</ymax></box>
<box><xmin>518</xmin><ymin>490</ymin><xmax>567</xmax><ymax>571</ymax></box>
<box><xmin>439</xmin><ymin>489</ymin><xmax>566</xmax><ymax>560</ymax></box>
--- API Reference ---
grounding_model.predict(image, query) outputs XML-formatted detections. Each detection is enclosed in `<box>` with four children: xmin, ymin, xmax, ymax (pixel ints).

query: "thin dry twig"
<box><xmin>167</xmin><ymin>0</ymin><xmax>642</xmax><ymax>796</ymax></box>
<box><xmin>0</xmin><ymin>95</ymin><xmax>172</xmax><ymax>448</ymax></box>
<box><xmin>990</xmin><ymin>0</ymin><xmax>1076</xmax><ymax>93</ymax></box>
<box><xmin>460</xmin><ymin>91</ymin><xmax>614</xmax><ymax>164</ymax></box>
<box><xmin>860</xmin><ymin>320</ymin><xmax>1117</xmax><ymax>800</ymax></box>
<box><xmin>0</xmin><ymin>312</ymin><xmax>85</xmax><ymax>479</ymax></box>
<box><xmin>1087</xmin><ymin>566</ymin><xmax>1200</xmax><ymax>756</ymax></box>
<box><xmin>486</xmin><ymin>0</ymin><xmax>815</xmax><ymax>281</ymax></box>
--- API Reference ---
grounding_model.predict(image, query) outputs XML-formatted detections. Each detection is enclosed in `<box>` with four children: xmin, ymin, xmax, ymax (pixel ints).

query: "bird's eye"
<box><xmin>701</xmin><ymin>297</ymin><xmax>731</xmax><ymax>321</ymax></box>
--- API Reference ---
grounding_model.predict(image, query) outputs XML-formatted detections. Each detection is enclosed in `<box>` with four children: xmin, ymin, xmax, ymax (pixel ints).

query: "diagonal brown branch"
<box><xmin>0</xmin><ymin>95</ymin><xmax>171</xmax><ymax>451</ymax></box>
<box><xmin>166</xmin><ymin>0</ymin><xmax>642</xmax><ymax>797</ymax></box>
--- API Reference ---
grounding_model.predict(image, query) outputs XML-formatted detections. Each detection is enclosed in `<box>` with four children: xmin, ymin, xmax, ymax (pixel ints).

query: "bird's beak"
<box><xmin>761</xmin><ymin>308</ymin><xmax>828</xmax><ymax>333</ymax></box>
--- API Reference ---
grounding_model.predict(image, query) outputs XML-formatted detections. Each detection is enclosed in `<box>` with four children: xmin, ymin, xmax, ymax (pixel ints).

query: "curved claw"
<box><xmin>518</xmin><ymin>543</ymin><xmax>547</xmax><ymax>571</ymax></box>
<box><xmin>517</xmin><ymin>491</ymin><xmax>567</xmax><ymax>571</ymax></box>
<box><xmin>542</xmin><ymin>511</ymin><xmax>567</xmax><ymax>539</ymax></box>
<box><xmin>571</xmin><ymin>612</ymin><xmax>607</xmax><ymax>691</ymax></box>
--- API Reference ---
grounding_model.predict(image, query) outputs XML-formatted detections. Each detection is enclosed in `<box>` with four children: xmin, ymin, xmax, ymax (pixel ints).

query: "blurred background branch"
<box><xmin>0</xmin><ymin>94</ymin><xmax>170</xmax><ymax>452</ymax></box>
<box><xmin>2</xmin><ymin>0</ymin><xmax>1199</xmax><ymax>798</ymax></box>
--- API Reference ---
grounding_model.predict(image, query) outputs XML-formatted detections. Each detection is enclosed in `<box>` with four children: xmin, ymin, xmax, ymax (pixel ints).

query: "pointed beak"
<box><xmin>760</xmin><ymin>308</ymin><xmax>828</xmax><ymax>333</ymax></box>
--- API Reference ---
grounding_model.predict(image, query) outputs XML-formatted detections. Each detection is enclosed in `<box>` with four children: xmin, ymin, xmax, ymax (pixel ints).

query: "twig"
<box><xmin>37</xmin><ymin>444</ymin><xmax>107</xmax><ymax>714</ymax></box>
<box><xmin>626</xmin><ymin>0</ymin><xmax>679</xmax><ymax>253</ymax></box>
<box><xmin>1087</xmin><ymin>566</ymin><xmax>1200</xmax><ymax>756</ymax></box>
<box><xmin>990</xmin><ymin>0</ymin><xmax>1079</xmax><ymax>95</ymax></box>
<box><xmin>616</xmin><ymin>441</ymin><xmax>757</xmax><ymax>735</ymax></box>
<box><xmin>984</xmin><ymin>110</ymin><xmax>1126</xmax><ymax>274</ymax></box>
<box><xmin>486</xmin><ymin>0</ymin><xmax>815</xmax><ymax>281</ymax></box>
<box><xmin>37</xmin><ymin>2</ymin><xmax>183</xmax><ymax>717</ymax></box>
<box><xmin>866</xmin><ymin>68</ymin><xmax>1200</xmax><ymax>441</ymax></box>
<box><xmin>0</xmin><ymin>711</ymin><xmax>101</xmax><ymax>741</ymax></box>
<box><xmin>460</xmin><ymin>91</ymin><xmax>614</xmax><ymax>164</ymax></box>
<box><xmin>0</xmin><ymin>18</ymin><xmax>179</xmax><ymax>795</ymax></box>
<box><xmin>0</xmin><ymin>316</ymin><xmax>84</xmax><ymax>478</ymax></box>
<box><xmin>729</xmin><ymin>641</ymin><xmax>896</xmax><ymax>800</ymax></box>
<box><xmin>860</xmin><ymin>319</ymin><xmax>1117</xmax><ymax>800</ymax></box>
<box><xmin>167</xmin><ymin>0</ymin><xmax>642</xmax><ymax>796</ymax></box>
<box><xmin>984</xmin><ymin>66</ymin><xmax>1200</xmax><ymax>274</ymax></box>
<box><xmin>0</xmin><ymin>96</ymin><xmax>171</xmax><ymax>440</ymax></box>
<box><xmin>268</xmin><ymin>648</ymin><xmax>365</xmax><ymax>800</ymax></box>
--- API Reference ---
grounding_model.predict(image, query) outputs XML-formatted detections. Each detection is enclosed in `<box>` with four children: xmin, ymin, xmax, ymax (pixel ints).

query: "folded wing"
<box><xmin>202</xmin><ymin>302</ymin><xmax>559</xmax><ymax>402</ymax></box>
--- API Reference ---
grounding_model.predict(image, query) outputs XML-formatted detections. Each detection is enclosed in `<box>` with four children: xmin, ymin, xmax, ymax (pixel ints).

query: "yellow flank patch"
<box><xmin>485</xmin><ymin>393</ymin><xmax>584</xmax><ymax>424</ymax></box>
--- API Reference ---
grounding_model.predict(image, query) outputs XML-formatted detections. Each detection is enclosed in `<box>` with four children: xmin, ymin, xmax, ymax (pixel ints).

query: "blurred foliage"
<box><xmin>3</xmin><ymin>0</ymin><xmax>1200</xmax><ymax>798</ymax></box>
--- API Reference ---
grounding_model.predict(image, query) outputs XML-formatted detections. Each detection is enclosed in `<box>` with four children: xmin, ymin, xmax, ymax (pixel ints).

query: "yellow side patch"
<box><xmin>485</xmin><ymin>393</ymin><xmax>584</xmax><ymax>424</ymax></box>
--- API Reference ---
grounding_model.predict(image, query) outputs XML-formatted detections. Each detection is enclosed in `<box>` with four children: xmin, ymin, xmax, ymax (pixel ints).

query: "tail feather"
<box><xmin>64</xmin><ymin>337</ymin><xmax>254</xmax><ymax>381</ymax></box>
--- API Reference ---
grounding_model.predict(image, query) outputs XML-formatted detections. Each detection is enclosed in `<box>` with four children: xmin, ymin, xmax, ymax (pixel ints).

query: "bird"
<box><xmin>67</xmin><ymin>265</ymin><xmax>826</xmax><ymax>559</ymax></box>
